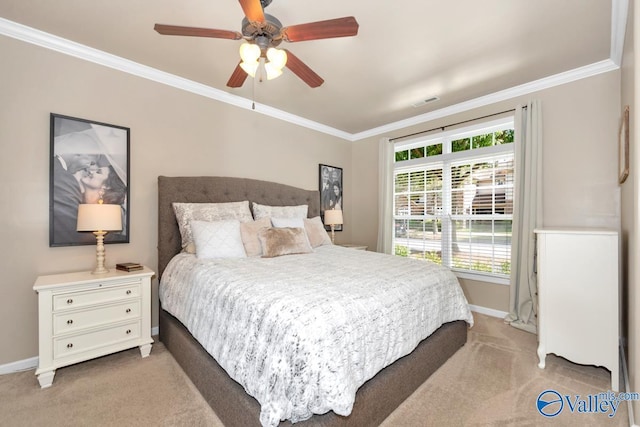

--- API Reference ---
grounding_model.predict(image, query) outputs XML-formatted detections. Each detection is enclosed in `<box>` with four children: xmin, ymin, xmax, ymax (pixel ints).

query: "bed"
<box><xmin>157</xmin><ymin>176</ymin><xmax>472</xmax><ymax>427</ymax></box>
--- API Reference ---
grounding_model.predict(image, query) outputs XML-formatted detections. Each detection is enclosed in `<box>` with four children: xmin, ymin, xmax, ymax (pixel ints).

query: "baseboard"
<box><xmin>0</xmin><ymin>356</ymin><xmax>38</xmax><ymax>375</ymax></box>
<box><xmin>620</xmin><ymin>339</ymin><xmax>637</xmax><ymax>427</ymax></box>
<box><xmin>468</xmin><ymin>304</ymin><xmax>508</xmax><ymax>319</ymax></box>
<box><xmin>0</xmin><ymin>326</ymin><xmax>161</xmax><ymax>375</ymax></box>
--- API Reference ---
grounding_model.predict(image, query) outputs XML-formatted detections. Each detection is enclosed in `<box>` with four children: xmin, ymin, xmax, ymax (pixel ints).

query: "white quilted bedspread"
<box><xmin>159</xmin><ymin>245</ymin><xmax>473</xmax><ymax>426</ymax></box>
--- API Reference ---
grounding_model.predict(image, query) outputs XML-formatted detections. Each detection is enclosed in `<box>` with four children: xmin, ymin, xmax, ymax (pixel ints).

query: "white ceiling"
<box><xmin>0</xmin><ymin>1</ymin><xmax>623</xmax><ymax>140</ymax></box>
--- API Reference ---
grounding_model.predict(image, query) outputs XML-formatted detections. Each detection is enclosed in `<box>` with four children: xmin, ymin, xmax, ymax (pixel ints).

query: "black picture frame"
<box><xmin>319</xmin><ymin>164</ymin><xmax>343</xmax><ymax>231</ymax></box>
<box><xmin>49</xmin><ymin>113</ymin><xmax>130</xmax><ymax>247</ymax></box>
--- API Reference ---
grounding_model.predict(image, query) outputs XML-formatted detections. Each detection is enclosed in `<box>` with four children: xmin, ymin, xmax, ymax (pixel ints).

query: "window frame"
<box><xmin>392</xmin><ymin>117</ymin><xmax>515</xmax><ymax>285</ymax></box>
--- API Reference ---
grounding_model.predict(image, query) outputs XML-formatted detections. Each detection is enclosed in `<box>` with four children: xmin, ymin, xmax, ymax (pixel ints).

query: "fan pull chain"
<box><xmin>252</xmin><ymin>69</ymin><xmax>256</xmax><ymax>110</ymax></box>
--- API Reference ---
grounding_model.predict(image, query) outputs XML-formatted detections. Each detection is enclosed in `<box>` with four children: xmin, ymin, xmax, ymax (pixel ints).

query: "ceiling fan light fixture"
<box><xmin>239</xmin><ymin>42</ymin><xmax>261</xmax><ymax>63</ymax></box>
<box><xmin>240</xmin><ymin>60</ymin><xmax>259</xmax><ymax>77</ymax></box>
<box><xmin>266</xmin><ymin>47</ymin><xmax>287</xmax><ymax>70</ymax></box>
<box><xmin>264</xmin><ymin>62</ymin><xmax>284</xmax><ymax>80</ymax></box>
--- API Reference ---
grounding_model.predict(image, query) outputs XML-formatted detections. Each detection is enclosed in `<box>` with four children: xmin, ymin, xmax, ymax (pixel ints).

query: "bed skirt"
<box><xmin>159</xmin><ymin>307</ymin><xmax>467</xmax><ymax>427</ymax></box>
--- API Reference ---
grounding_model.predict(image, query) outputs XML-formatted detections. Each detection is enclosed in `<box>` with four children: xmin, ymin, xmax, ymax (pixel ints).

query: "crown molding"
<box><xmin>350</xmin><ymin>59</ymin><xmax>619</xmax><ymax>141</ymax></box>
<box><xmin>0</xmin><ymin>17</ymin><xmax>352</xmax><ymax>141</ymax></box>
<box><xmin>611</xmin><ymin>0</ymin><xmax>629</xmax><ymax>66</ymax></box>
<box><xmin>0</xmin><ymin>2</ymin><xmax>626</xmax><ymax>143</ymax></box>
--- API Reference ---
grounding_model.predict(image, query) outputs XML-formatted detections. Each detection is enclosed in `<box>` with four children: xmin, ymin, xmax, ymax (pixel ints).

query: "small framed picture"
<box><xmin>319</xmin><ymin>164</ymin><xmax>343</xmax><ymax>231</ymax></box>
<box><xmin>619</xmin><ymin>106</ymin><xmax>630</xmax><ymax>184</ymax></box>
<box><xmin>50</xmin><ymin>113</ymin><xmax>130</xmax><ymax>246</ymax></box>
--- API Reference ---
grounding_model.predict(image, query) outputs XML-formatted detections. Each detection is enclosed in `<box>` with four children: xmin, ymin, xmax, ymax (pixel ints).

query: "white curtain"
<box><xmin>377</xmin><ymin>137</ymin><xmax>394</xmax><ymax>253</ymax></box>
<box><xmin>505</xmin><ymin>100</ymin><xmax>543</xmax><ymax>334</ymax></box>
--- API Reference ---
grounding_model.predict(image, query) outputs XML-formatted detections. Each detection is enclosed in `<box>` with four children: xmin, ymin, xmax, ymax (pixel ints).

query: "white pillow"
<box><xmin>252</xmin><ymin>202</ymin><xmax>308</xmax><ymax>220</ymax></box>
<box><xmin>271</xmin><ymin>217</ymin><xmax>305</xmax><ymax>228</ymax></box>
<box><xmin>190</xmin><ymin>220</ymin><xmax>247</xmax><ymax>259</ymax></box>
<box><xmin>173</xmin><ymin>201</ymin><xmax>253</xmax><ymax>253</ymax></box>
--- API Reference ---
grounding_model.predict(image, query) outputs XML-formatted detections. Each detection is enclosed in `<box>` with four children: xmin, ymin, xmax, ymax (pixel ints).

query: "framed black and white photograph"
<box><xmin>319</xmin><ymin>164</ymin><xmax>343</xmax><ymax>231</ymax></box>
<box><xmin>50</xmin><ymin>113</ymin><xmax>130</xmax><ymax>246</ymax></box>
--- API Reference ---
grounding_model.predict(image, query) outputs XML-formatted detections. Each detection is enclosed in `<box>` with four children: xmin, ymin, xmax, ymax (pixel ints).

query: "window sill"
<box><xmin>453</xmin><ymin>270</ymin><xmax>510</xmax><ymax>286</ymax></box>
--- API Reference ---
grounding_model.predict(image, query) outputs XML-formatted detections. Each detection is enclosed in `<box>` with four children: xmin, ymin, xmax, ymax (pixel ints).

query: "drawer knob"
<box><xmin>126</xmin><ymin>290</ymin><xmax>132</xmax><ymax>295</ymax></box>
<box><xmin>125</xmin><ymin>308</ymin><xmax>131</xmax><ymax>314</ymax></box>
<box><xmin>66</xmin><ymin>343</ymin><xmax>73</xmax><ymax>349</ymax></box>
<box><xmin>66</xmin><ymin>299</ymin><xmax>73</xmax><ymax>305</ymax></box>
<box><xmin>67</xmin><ymin>319</ymin><xmax>73</xmax><ymax>325</ymax></box>
<box><xmin>126</xmin><ymin>329</ymin><xmax>132</xmax><ymax>335</ymax></box>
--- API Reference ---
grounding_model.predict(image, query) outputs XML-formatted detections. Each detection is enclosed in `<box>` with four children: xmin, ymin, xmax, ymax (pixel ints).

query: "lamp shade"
<box><xmin>266</xmin><ymin>47</ymin><xmax>287</xmax><ymax>69</ymax></box>
<box><xmin>264</xmin><ymin>62</ymin><xmax>283</xmax><ymax>80</ymax></box>
<box><xmin>77</xmin><ymin>204</ymin><xmax>122</xmax><ymax>232</ymax></box>
<box><xmin>324</xmin><ymin>209</ymin><xmax>343</xmax><ymax>226</ymax></box>
<box><xmin>240</xmin><ymin>60</ymin><xmax>259</xmax><ymax>77</ymax></box>
<box><xmin>239</xmin><ymin>42</ymin><xmax>261</xmax><ymax>63</ymax></box>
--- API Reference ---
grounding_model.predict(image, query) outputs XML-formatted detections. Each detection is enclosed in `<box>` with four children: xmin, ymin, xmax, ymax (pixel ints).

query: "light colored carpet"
<box><xmin>0</xmin><ymin>314</ymin><xmax>628</xmax><ymax>426</ymax></box>
<box><xmin>381</xmin><ymin>313</ymin><xmax>628</xmax><ymax>427</ymax></box>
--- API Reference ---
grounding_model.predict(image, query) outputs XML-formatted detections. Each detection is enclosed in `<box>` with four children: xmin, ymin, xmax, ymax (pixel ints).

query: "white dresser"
<box><xmin>33</xmin><ymin>267</ymin><xmax>154</xmax><ymax>388</ymax></box>
<box><xmin>534</xmin><ymin>228</ymin><xmax>619</xmax><ymax>391</ymax></box>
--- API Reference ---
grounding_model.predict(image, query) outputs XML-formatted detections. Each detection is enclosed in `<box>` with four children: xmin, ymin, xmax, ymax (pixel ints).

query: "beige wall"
<box><xmin>351</xmin><ymin>71</ymin><xmax>622</xmax><ymax>314</ymax></box>
<box><xmin>0</xmin><ymin>36</ymin><xmax>353</xmax><ymax>364</ymax></box>
<box><xmin>621</xmin><ymin>0</ymin><xmax>638</xmax><ymax>418</ymax></box>
<box><xmin>0</xmin><ymin>24</ymin><xmax>628</xmax><ymax>380</ymax></box>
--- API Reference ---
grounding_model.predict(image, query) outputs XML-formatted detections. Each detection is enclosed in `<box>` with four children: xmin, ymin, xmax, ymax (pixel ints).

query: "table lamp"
<box><xmin>77</xmin><ymin>202</ymin><xmax>123</xmax><ymax>274</ymax></box>
<box><xmin>323</xmin><ymin>209</ymin><xmax>343</xmax><ymax>244</ymax></box>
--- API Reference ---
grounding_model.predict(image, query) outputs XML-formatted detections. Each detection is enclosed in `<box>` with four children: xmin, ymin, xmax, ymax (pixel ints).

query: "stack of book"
<box><xmin>116</xmin><ymin>263</ymin><xmax>143</xmax><ymax>272</ymax></box>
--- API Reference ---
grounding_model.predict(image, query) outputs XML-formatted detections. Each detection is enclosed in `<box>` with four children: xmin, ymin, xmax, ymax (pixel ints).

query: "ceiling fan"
<box><xmin>154</xmin><ymin>0</ymin><xmax>359</xmax><ymax>88</ymax></box>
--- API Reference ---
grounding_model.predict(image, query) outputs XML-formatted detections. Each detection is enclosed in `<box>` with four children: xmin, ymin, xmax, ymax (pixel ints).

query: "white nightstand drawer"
<box><xmin>53</xmin><ymin>300</ymin><xmax>141</xmax><ymax>335</ymax></box>
<box><xmin>53</xmin><ymin>282</ymin><xmax>140</xmax><ymax>311</ymax></box>
<box><xmin>53</xmin><ymin>320</ymin><xmax>141</xmax><ymax>359</ymax></box>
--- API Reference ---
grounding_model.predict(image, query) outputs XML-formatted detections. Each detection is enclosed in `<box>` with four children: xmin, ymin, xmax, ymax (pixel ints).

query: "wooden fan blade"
<box><xmin>283</xmin><ymin>17</ymin><xmax>359</xmax><ymax>42</ymax></box>
<box><xmin>284</xmin><ymin>49</ymin><xmax>324</xmax><ymax>88</ymax></box>
<box><xmin>238</xmin><ymin>0</ymin><xmax>265</xmax><ymax>23</ymax></box>
<box><xmin>227</xmin><ymin>62</ymin><xmax>249</xmax><ymax>88</ymax></box>
<box><xmin>154</xmin><ymin>24</ymin><xmax>242</xmax><ymax>40</ymax></box>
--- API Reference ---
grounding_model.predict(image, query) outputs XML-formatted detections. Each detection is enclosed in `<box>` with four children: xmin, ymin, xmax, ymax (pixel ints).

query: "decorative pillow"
<box><xmin>271</xmin><ymin>217</ymin><xmax>305</xmax><ymax>228</ymax></box>
<box><xmin>252</xmin><ymin>202</ymin><xmax>308</xmax><ymax>220</ymax></box>
<box><xmin>191</xmin><ymin>220</ymin><xmax>247</xmax><ymax>259</ymax></box>
<box><xmin>258</xmin><ymin>227</ymin><xmax>313</xmax><ymax>258</ymax></box>
<box><xmin>240</xmin><ymin>217</ymin><xmax>271</xmax><ymax>257</ymax></box>
<box><xmin>173</xmin><ymin>201</ymin><xmax>253</xmax><ymax>253</ymax></box>
<box><xmin>304</xmin><ymin>216</ymin><xmax>333</xmax><ymax>247</ymax></box>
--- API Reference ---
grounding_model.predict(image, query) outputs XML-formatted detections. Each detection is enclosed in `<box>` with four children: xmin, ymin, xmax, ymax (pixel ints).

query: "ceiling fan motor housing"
<box><xmin>242</xmin><ymin>14</ymin><xmax>283</xmax><ymax>48</ymax></box>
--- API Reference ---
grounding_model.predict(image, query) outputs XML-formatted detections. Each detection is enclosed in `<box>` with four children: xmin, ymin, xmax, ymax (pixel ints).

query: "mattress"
<box><xmin>159</xmin><ymin>245</ymin><xmax>473</xmax><ymax>426</ymax></box>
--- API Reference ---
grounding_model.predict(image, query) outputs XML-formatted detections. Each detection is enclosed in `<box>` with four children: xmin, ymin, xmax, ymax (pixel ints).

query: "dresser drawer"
<box><xmin>53</xmin><ymin>320</ymin><xmax>141</xmax><ymax>359</ymax></box>
<box><xmin>53</xmin><ymin>300</ymin><xmax>141</xmax><ymax>335</ymax></box>
<box><xmin>53</xmin><ymin>282</ymin><xmax>140</xmax><ymax>311</ymax></box>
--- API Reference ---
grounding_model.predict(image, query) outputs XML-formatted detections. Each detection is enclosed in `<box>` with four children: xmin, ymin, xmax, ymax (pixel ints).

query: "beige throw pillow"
<box><xmin>304</xmin><ymin>216</ymin><xmax>332</xmax><ymax>247</ymax></box>
<box><xmin>258</xmin><ymin>227</ymin><xmax>313</xmax><ymax>258</ymax></box>
<box><xmin>240</xmin><ymin>217</ymin><xmax>272</xmax><ymax>257</ymax></box>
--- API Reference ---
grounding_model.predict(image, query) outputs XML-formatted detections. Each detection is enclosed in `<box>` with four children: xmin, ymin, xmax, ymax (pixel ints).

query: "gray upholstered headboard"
<box><xmin>157</xmin><ymin>176</ymin><xmax>320</xmax><ymax>279</ymax></box>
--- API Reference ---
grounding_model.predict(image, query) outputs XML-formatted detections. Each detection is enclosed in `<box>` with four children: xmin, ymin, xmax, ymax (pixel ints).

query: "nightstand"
<box><xmin>33</xmin><ymin>266</ymin><xmax>155</xmax><ymax>388</ymax></box>
<box><xmin>340</xmin><ymin>244</ymin><xmax>368</xmax><ymax>251</ymax></box>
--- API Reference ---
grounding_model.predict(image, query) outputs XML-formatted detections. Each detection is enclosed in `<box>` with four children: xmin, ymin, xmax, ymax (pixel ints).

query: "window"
<box><xmin>393</xmin><ymin>117</ymin><xmax>515</xmax><ymax>283</ymax></box>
